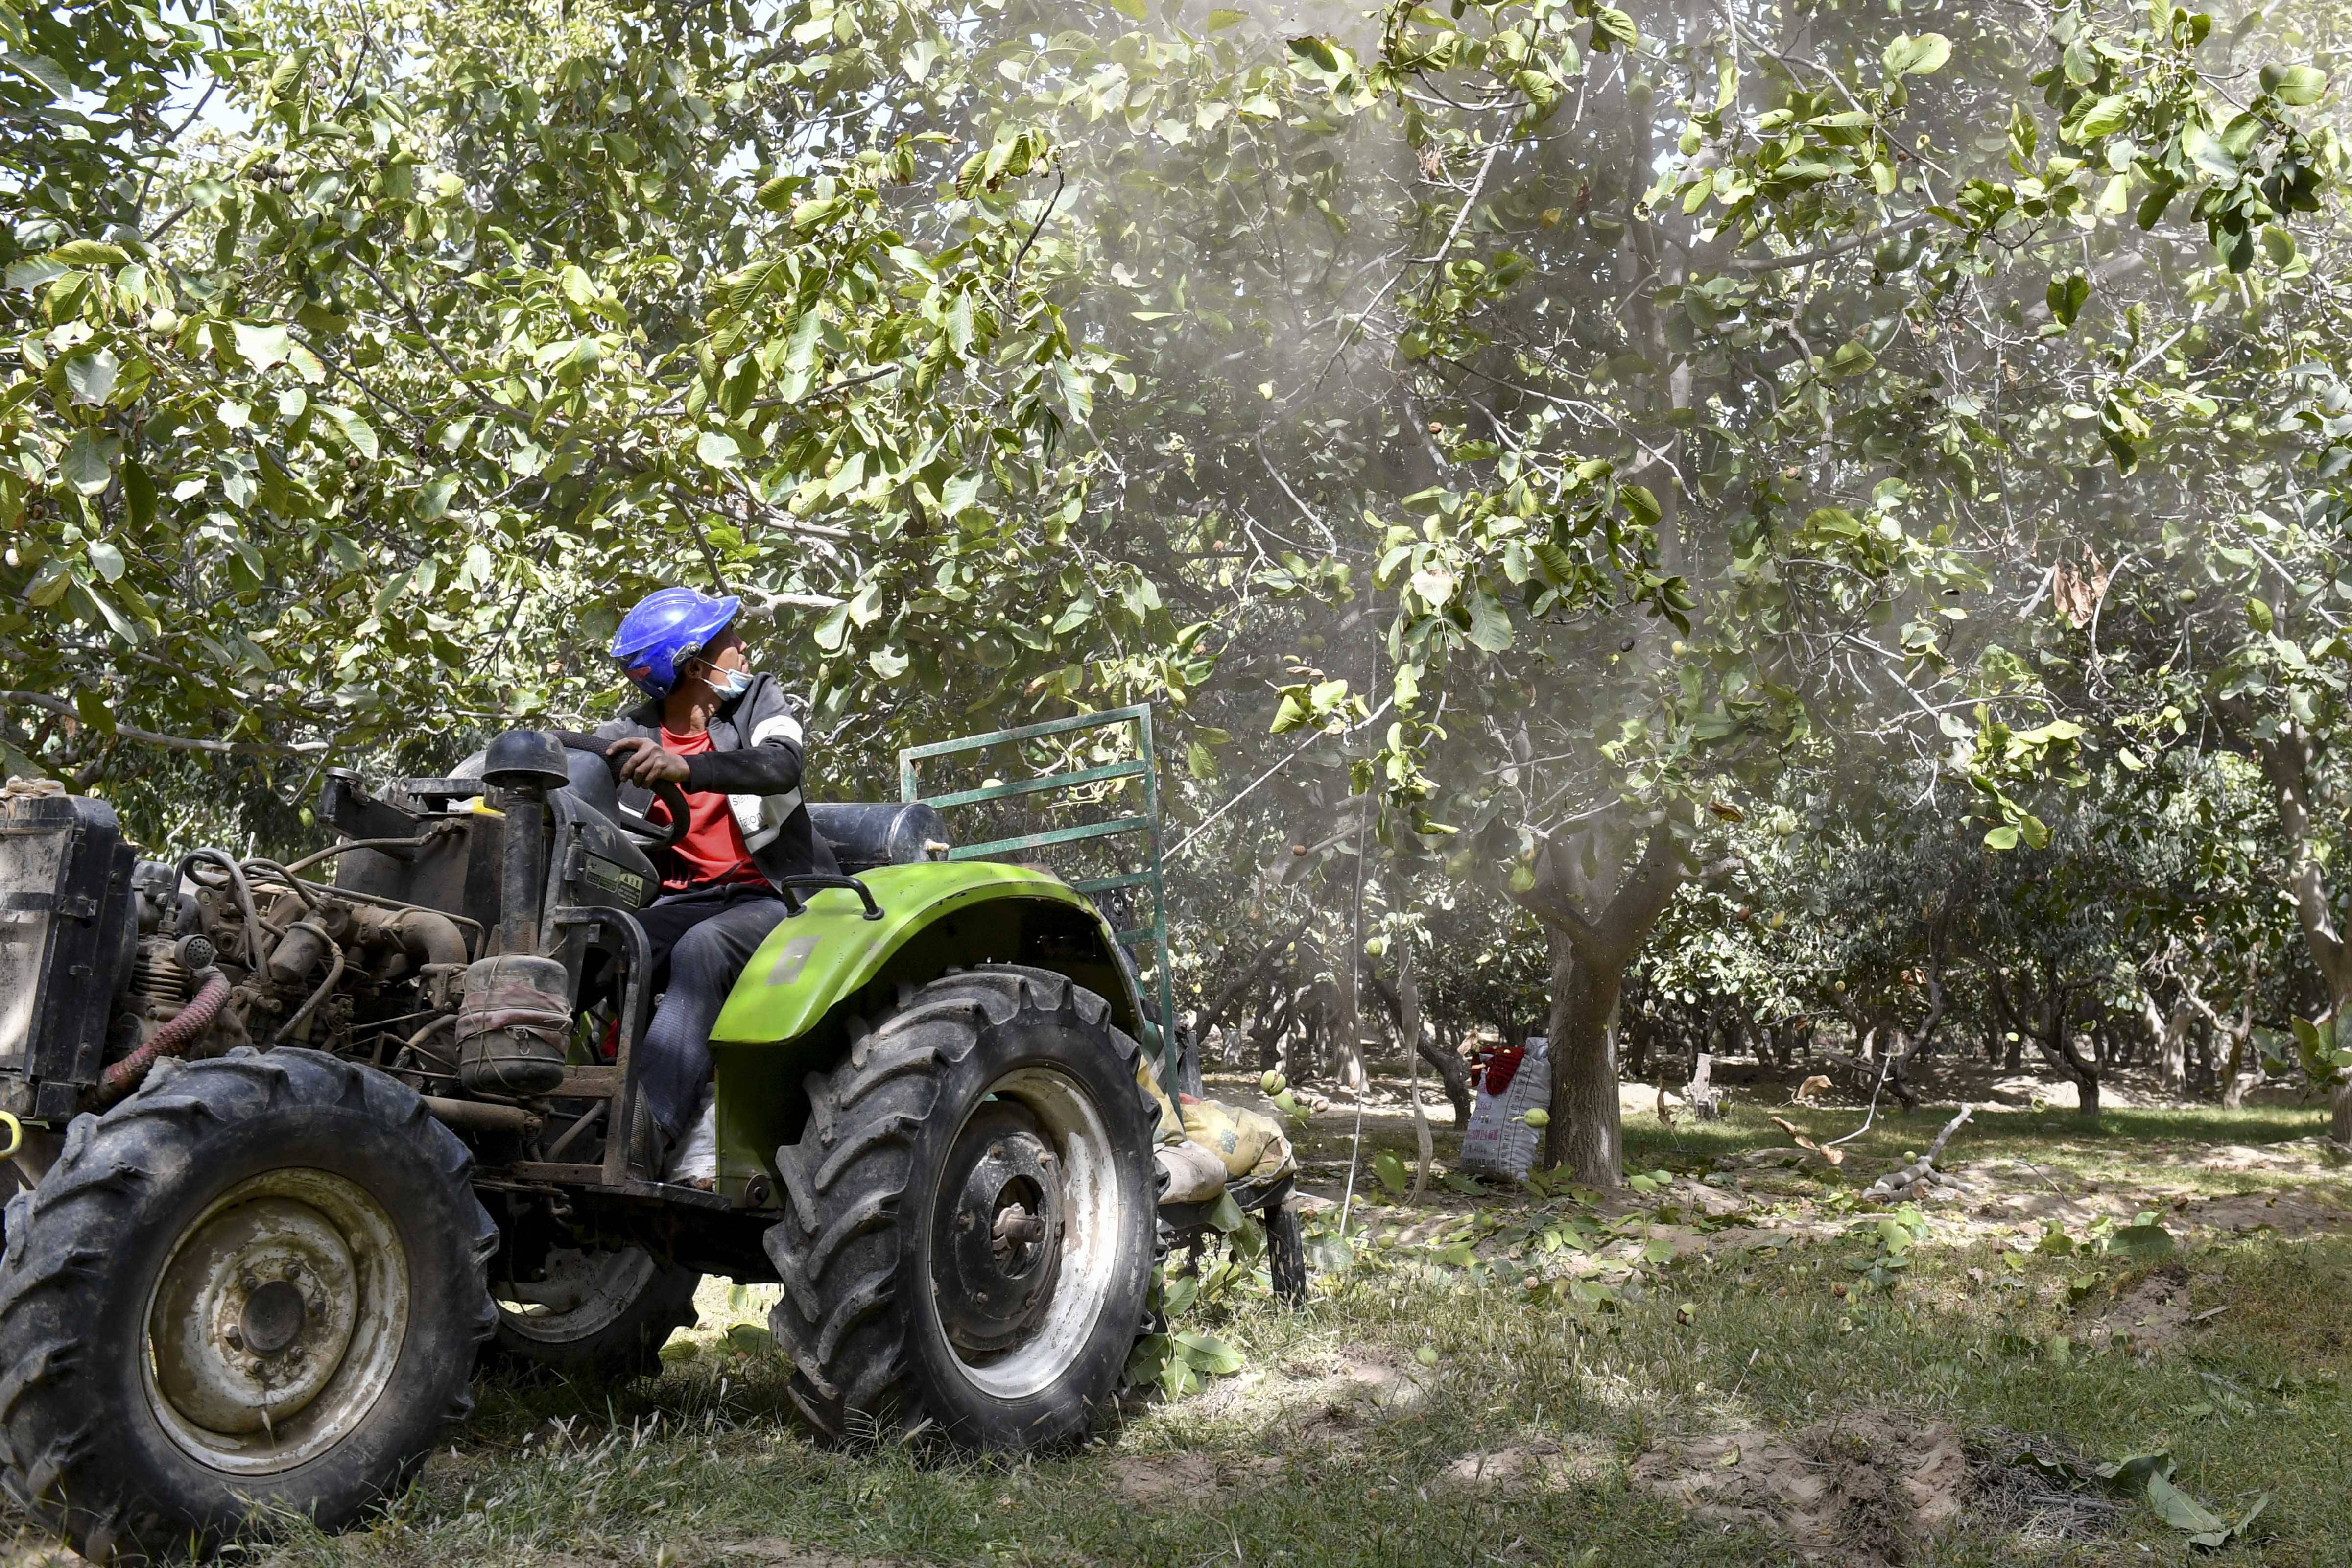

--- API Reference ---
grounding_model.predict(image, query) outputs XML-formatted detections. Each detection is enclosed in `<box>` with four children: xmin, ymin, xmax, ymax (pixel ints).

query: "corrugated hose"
<box><xmin>96</xmin><ymin>969</ymin><xmax>230</xmax><ymax>1107</ymax></box>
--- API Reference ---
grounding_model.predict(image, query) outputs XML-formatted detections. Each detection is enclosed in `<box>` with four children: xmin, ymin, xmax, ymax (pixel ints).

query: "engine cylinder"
<box><xmin>128</xmin><ymin>939</ymin><xmax>192</xmax><ymax>1016</ymax></box>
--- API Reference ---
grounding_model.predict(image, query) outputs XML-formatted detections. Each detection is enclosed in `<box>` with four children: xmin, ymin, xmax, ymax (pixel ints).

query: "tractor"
<box><xmin>0</xmin><ymin>719</ymin><xmax>1304</xmax><ymax>1562</ymax></box>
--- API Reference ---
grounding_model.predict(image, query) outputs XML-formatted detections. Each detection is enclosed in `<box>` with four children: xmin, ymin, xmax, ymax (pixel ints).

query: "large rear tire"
<box><xmin>762</xmin><ymin>966</ymin><xmax>1156</xmax><ymax>1450</ymax></box>
<box><xmin>0</xmin><ymin>1049</ymin><xmax>498</xmax><ymax>1563</ymax></box>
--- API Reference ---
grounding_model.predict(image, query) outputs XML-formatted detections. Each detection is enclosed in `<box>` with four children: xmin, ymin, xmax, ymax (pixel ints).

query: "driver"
<box><xmin>597</xmin><ymin>586</ymin><xmax>839</xmax><ymax>1181</ymax></box>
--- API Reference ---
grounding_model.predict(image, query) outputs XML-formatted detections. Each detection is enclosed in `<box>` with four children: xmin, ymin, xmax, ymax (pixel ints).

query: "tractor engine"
<box><xmin>0</xmin><ymin>736</ymin><xmax>662</xmax><ymax>1126</ymax></box>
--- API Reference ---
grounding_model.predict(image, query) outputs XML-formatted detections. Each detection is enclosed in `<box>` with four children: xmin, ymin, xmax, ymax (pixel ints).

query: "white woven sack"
<box><xmin>1457</xmin><ymin>1035</ymin><xmax>1550</xmax><ymax>1181</ymax></box>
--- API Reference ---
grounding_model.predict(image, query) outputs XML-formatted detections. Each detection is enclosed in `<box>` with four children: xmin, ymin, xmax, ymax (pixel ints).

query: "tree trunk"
<box><xmin>1369</xmin><ymin>974</ymin><xmax>1472</xmax><ymax>1123</ymax></box>
<box><xmin>2142</xmin><ymin>990</ymin><xmax>2190</xmax><ymax>1094</ymax></box>
<box><xmin>1512</xmin><ymin>824</ymin><xmax>1696</xmax><ymax>1188</ymax></box>
<box><xmin>1192</xmin><ymin>928</ymin><xmax>1297</xmax><ymax>1067</ymax></box>
<box><xmin>1397</xmin><ymin>957</ymin><xmax>1435</xmax><ymax>1202</ymax></box>
<box><xmin>1541</xmin><ymin>926</ymin><xmax>1623</xmax><ymax>1186</ymax></box>
<box><xmin>1623</xmin><ymin>1009</ymin><xmax>1651</xmax><ymax>1079</ymax></box>
<box><xmin>2257</xmin><ymin>727</ymin><xmax>2352</xmax><ymax>1137</ymax></box>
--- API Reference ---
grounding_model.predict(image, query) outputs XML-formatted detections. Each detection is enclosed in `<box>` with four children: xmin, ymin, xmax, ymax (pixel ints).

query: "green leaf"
<box><xmin>2074</xmin><ymin>95</ymin><xmax>2131</xmax><ymax>139</ymax></box>
<box><xmin>724</xmin><ymin>1323</ymin><xmax>775</xmax><ymax>1355</ymax></box>
<box><xmin>85</xmin><ymin>540</ymin><xmax>124</xmax><ymax>583</ymax></box>
<box><xmin>1827</xmin><ymin>340</ymin><xmax>1876</xmax><ymax>378</ymax></box>
<box><xmin>697</xmin><ymin>430</ymin><xmax>741</xmax><ymax>469</ymax></box>
<box><xmin>1288</xmin><ymin>34</ymin><xmax>1340</xmax><ymax>72</ymax></box>
<box><xmin>1882</xmin><ymin>32</ymin><xmax>1952</xmax><ymax>76</ymax></box>
<box><xmin>1531</xmin><ymin>540</ymin><xmax>1580</xmax><ymax>582</ymax></box>
<box><xmin>1159</xmin><ymin>1351</ymin><xmax>1200</xmax><ymax>1399</ymax></box>
<box><xmin>122</xmin><ymin>461</ymin><xmax>154</xmax><ymax>529</ymax></box>
<box><xmin>48</xmin><ymin>239</ymin><xmax>128</xmax><ymax>267</ymax></box>
<box><xmin>2143</xmin><ymin>1471</ymin><xmax>2227</xmax><ymax>1536</ymax></box>
<box><xmin>1465</xmin><ymin>590</ymin><xmax>1513</xmax><ymax>653</ymax></box>
<box><xmin>61</xmin><ymin>430</ymin><xmax>119</xmax><ymax>495</ymax></box>
<box><xmin>1620</xmin><ymin>484</ymin><xmax>1661</xmax><ymax>526</ymax></box>
<box><xmin>1983</xmin><ymin>824</ymin><xmax>2020</xmax><ymax>851</ymax></box>
<box><xmin>791</xmin><ymin>195</ymin><xmax>846</xmax><ymax>233</ymax></box>
<box><xmin>2045</xmin><ymin>273</ymin><xmax>2090</xmax><ymax>329</ymax></box>
<box><xmin>1373</xmin><ymin>1150</ymin><xmax>1410</xmax><ymax>1197</ymax></box>
<box><xmin>233</xmin><ymin>321</ymin><xmax>290</xmax><ymax>371</ymax></box>
<box><xmin>2263</xmin><ymin>64</ymin><xmax>2327</xmax><ymax>106</ymax></box>
<box><xmin>74</xmin><ymin>688</ymin><xmax>115</xmax><ymax>735</ymax></box>
<box><xmin>2013</xmin><ymin>719</ymin><xmax>2083</xmax><ymax>745</ymax></box>
<box><xmin>2109</xmin><ymin>1223</ymin><xmax>2177</xmax><ymax>1259</ymax></box>
<box><xmin>1589</xmin><ymin>7</ymin><xmax>1638</xmax><ymax>50</ymax></box>
<box><xmin>4</xmin><ymin>258</ymin><xmax>69</xmax><ymax>290</ymax></box>
<box><xmin>809</xmin><ymin>601</ymin><xmax>852</xmax><ymax>653</ymax></box>
<box><xmin>324</xmin><ymin>404</ymin><xmax>378</xmax><ymax>461</ymax></box>
<box><xmin>1206</xmin><ymin>8</ymin><xmax>1244</xmax><ymax>27</ymax></box>
<box><xmin>1176</xmin><ymin>1335</ymin><xmax>1251</xmax><ymax>1382</ymax></box>
<box><xmin>2247</xmin><ymin>596</ymin><xmax>2275</xmax><ymax>632</ymax></box>
<box><xmin>418</xmin><ymin>473</ymin><xmax>457</xmax><ymax>521</ymax></box>
<box><xmin>61</xmin><ymin>348</ymin><xmax>119</xmax><ymax>406</ymax></box>
<box><xmin>2181</xmin><ymin>125</ymin><xmax>2238</xmax><ymax>180</ymax></box>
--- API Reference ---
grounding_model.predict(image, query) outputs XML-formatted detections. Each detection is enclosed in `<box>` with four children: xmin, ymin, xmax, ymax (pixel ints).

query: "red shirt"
<box><xmin>648</xmin><ymin>727</ymin><xmax>763</xmax><ymax>890</ymax></box>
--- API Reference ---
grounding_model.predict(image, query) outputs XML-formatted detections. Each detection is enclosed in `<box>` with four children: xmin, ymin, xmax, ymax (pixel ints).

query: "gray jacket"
<box><xmin>593</xmin><ymin>673</ymin><xmax>839</xmax><ymax>889</ymax></box>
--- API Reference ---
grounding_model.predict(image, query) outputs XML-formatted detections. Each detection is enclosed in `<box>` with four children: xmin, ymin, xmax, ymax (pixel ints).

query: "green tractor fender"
<box><xmin>704</xmin><ymin>862</ymin><xmax>1149</xmax><ymax>1203</ymax></box>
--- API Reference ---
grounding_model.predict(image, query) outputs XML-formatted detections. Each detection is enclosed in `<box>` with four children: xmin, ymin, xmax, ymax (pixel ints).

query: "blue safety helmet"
<box><xmin>610</xmin><ymin>587</ymin><xmax>741</xmax><ymax>701</ymax></box>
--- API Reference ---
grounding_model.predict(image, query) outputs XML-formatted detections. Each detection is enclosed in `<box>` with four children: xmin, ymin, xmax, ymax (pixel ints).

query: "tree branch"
<box><xmin>1724</xmin><ymin>212</ymin><xmax>1933</xmax><ymax>273</ymax></box>
<box><xmin>0</xmin><ymin>692</ymin><xmax>329</xmax><ymax>757</ymax></box>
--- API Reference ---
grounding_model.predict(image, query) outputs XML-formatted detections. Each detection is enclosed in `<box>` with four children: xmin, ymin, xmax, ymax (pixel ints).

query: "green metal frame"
<box><xmin>900</xmin><ymin>705</ymin><xmax>1178</xmax><ymax>1082</ymax></box>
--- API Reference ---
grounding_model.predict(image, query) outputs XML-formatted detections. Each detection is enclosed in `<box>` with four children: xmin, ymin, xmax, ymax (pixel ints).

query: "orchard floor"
<box><xmin>8</xmin><ymin>1079</ymin><xmax>2351</xmax><ymax>1568</ymax></box>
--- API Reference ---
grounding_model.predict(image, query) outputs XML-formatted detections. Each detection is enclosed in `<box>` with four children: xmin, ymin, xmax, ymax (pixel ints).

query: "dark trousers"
<box><xmin>632</xmin><ymin>882</ymin><xmax>788</xmax><ymax>1139</ymax></box>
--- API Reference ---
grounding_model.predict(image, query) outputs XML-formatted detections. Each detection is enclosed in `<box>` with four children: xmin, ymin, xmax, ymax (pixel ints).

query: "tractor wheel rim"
<box><xmin>143</xmin><ymin>1169</ymin><xmax>410</xmax><ymax>1475</ymax></box>
<box><xmin>930</xmin><ymin>1066</ymin><xmax>1121</xmax><ymax>1400</ymax></box>
<box><xmin>495</xmin><ymin>1246</ymin><xmax>661</xmax><ymax>1343</ymax></box>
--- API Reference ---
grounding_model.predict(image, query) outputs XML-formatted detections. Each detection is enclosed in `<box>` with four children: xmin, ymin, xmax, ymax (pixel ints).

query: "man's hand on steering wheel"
<box><xmin>606</xmin><ymin>735</ymin><xmax>691</xmax><ymax>788</ymax></box>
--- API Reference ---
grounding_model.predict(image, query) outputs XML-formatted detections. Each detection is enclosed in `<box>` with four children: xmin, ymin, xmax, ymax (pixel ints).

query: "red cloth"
<box><xmin>1479</xmin><ymin>1045</ymin><xmax>1525</xmax><ymax>1096</ymax></box>
<box><xmin>648</xmin><ymin>727</ymin><xmax>762</xmax><ymax>890</ymax></box>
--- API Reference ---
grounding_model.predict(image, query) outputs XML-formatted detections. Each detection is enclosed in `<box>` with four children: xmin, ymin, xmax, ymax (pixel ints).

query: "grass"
<box><xmin>238</xmin><ymin>1217</ymin><xmax>2352</xmax><ymax>1568</ymax></box>
<box><xmin>1283</xmin><ymin>1094</ymin><xmax>2346</xmax><ymax>1201</ymax></box>
<box><xmin>9</xmin><ymin>1103</ymin><xmax>2346</xmax><ymax>1567</ymax></box>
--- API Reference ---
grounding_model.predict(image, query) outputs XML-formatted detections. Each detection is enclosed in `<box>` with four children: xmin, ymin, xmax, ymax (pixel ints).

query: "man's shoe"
<box><xmin>629</xmin><ymin>1100</ymin><xmax>675</xmax><ymax>1178</ymax></box>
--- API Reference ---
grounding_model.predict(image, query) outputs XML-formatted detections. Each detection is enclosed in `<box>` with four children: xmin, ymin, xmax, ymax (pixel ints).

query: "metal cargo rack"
<box><xmin>898</xmin><ymin>704</ymin><xmax>1181</xmax><ymax>1088</ymax></box>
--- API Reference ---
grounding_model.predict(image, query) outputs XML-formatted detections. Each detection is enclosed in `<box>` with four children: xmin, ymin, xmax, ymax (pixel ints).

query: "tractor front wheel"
<box><xmin>0</xmin><ymin>1049</ymin><xmax>497</xmax><ymax>1562</ymax></box>
<box><xmin>762</xmin><ymin>966</ymin><xmax>1156</xmax><ymax>1450</ymax></box>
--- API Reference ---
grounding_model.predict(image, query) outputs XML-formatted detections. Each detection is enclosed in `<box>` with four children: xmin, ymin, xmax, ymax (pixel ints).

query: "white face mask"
<box><xmin>701</xmin><ymin>665</ymin><xmax>752</xmax><ymax>699</ymax></box>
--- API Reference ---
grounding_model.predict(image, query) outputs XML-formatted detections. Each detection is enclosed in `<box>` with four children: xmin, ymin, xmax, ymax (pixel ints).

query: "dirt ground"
<box><xmin>6</xmin><ymin>1061</ymin><xmax>2348</xmax><ymax>1567</ymax></box>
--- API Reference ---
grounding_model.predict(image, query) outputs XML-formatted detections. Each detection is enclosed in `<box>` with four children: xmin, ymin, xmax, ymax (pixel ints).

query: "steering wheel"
<box><xmin>552</xmin><ymin>731</ymin><xmax>690</xmax><ymax>852</ymax></box>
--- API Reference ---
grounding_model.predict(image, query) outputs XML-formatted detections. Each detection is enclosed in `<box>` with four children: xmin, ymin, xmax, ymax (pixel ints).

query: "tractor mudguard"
<box><xmin>703</xmin><ymin>863</ymin><xmax>1147</xmax><ymax>1203</ymax></box>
